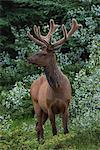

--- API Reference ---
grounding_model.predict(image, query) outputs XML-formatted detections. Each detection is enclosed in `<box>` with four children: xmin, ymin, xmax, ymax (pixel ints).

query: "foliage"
<box><xmin>0</xmin><ymin>74</ymin><xmax>39</xmax><ymax>118</ymax></box>
<box><xmin>79</xmin><ymin>0</ymin><xmax>100</xmax><ymax>4</ymax></box>
<box><xmin>0</xmin><ymin>118</ymin><xmax>100</xmax><ymax>150</ymax></box>
<box><xmin>1</xmin><ymin>82</ymin><xmax>30</xmax><ymax>116</ymax></box>
<box><xmin>0</xmin><ymin>0</ymin><xmax>99</xmax><ymax>87</ymax></box>
<box><xmin>0</xmin><ymin>118</ymin><xmax>39</xmax><ymax>150</ymax></box>
<box><xmin>38</xmin><ymin>125</ymin><xmax>100</xmax><ymax>150</ymax></box>
<box><xmin>70</xmin><ymin>36</ymin><xmax>100</xmax><ymax>128</ymax></box>
<box><xmin>0</xmin><ymin>0</ymin><xmax>100</xmax><ymax>149</ymax></box>
<box><xmin>0</xmin><ymin>27</ymin><xmax>40</xmax><ymax>86</ymax></box>
<box><xmin>0</xmin><ymin>18</ymin><xmax>9</xmax><ymax>27</ymax></box>
<box><xmin>0</xmin><ymin>0</ymin><xmax>99</xmax><ymax>125</ymax></box>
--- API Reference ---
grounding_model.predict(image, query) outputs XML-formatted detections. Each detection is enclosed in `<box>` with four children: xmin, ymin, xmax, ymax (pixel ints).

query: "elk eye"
<box><xmin>36</xmin><ymin>53</ymin><xmax>39</xmax><ymax>56</ymax></box>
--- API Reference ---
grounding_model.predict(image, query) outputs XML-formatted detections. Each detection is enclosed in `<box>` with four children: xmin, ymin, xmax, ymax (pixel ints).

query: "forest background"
<box><xmin>0</xmin><ymin>0</ymin><xmax>100</xmax><ymax>149</ymax></box>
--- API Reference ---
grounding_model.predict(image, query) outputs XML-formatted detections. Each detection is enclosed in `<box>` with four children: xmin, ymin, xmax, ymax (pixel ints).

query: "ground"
<box><xmin>0</xmin><ymin>116</ymin><xmax>100</xmax><ymax>150</ymax></box>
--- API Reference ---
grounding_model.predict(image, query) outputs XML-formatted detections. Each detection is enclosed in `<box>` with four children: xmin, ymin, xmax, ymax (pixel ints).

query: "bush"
<box><xmin>1</xmin><ymin>118</ymin><xmax>99</xmax><ymax>150</ymax></box>
<box><xmin>70</xmin><ymin>36</ymin><xmax>100</xmax><ymax>128</ymax></box>
<box><xmin>0</xmin><ymin>82</ymin><xmax>30</xmax><ymax>119</ymax></box>
<box><xmin>0</xmin><ymin>27</ymin><xmax>40</xmax><ymax>86</ymax></box>
<box><xmin>1</xmin><ymin>1</ymin><xmax>99</xmax><ymax>87</ymax></box>
<box><xmin>0</xmin><ymin>119</ymin><xmax>39</xmax><ymax>150</ymax></box>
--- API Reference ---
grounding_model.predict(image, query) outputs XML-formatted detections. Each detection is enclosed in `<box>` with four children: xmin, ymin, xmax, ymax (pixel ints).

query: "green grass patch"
<box><xmin>0</xmin><ymin>117</ymin><xmax>100</xmax><ymax>150</ymax></box>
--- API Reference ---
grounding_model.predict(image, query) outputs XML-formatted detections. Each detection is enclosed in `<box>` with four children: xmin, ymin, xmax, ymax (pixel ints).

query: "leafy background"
<box><xmin>0</xmin><ymin>0</ymin><xmax>100</xmax><ymax>149</ymax></box>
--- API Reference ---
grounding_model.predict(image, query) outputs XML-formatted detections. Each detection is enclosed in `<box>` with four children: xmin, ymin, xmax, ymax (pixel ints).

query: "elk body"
<box><xmin>28</xmin><ymin>19</ymin><xmax>82</xmax><ymax>140</ymax></box>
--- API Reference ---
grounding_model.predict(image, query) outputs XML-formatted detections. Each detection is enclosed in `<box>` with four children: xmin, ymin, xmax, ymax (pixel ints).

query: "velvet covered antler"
<box><xmin>28</xmin><ymin>19</ymin><xmax>58</xmax><ymax>49</ymax></box>
<box><xmin>53</xmin><ymin>18</ymin><xmax>82</xmax><ymax>49</ymax></box>
<box><xmin>28</xmin><ymin>18</ymin><xmax>82</xmax><ymax>51</ymax></box>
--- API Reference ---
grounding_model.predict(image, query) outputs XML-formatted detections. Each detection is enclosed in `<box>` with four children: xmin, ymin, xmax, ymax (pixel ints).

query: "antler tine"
<box><xmin>68</xmin><ymin>18</ymin><xmax>82</xmax><ymax>38</ymax></box>
<box><xmin>37</xmin><ymin>26</ymin><xmax>49</xmax><ymax>46</ymax></box>
<box><xmin>27</xmin><ymin>32</ymin><xmax>46</xmax><ymax>48</ymax></box>
<box><xmin>33</xmin><ymin>25</ymin><xmax>44</xmax><ymax>41</ymax></box>
<box><xmin>33</xmin><ymin>25</ymin><xmax>38</xmax><ymax>37</ymax></box>
<box><xmin>33</xmin><ymin>19</ymin><xmax>58</xmax><ymax>44</ymax></box>
<box><xmin>46</xmin><ymin>19</ymin><xmax>58</xmax><ymax>42</ymax></box>
<box><xmin>53</xmin><ymin>24</ymin><xmax>68</xmax><ymax>49</ymax></box>
<box><xmin>33</xmin><ymin>25</ymin><xmax>49</xmax><ymax>46</ymax></box>
<box><xmin>28</xmin><ymin>19</ymin><xmax>58</xmax><ymax>50</ymax></box>
<box><xmin>28</xmin><ymin>19</ymin><xmax>82</xmax><ymax>51</ymax></box>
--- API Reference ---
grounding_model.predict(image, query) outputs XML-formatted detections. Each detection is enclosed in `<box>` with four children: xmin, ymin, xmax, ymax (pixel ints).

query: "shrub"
<box><xmin>0</xmin><ymin>27</ymin><xmax>40</xmax><ymax>86</ymax></box>
<box><xmin>70</xmin><ymin>36</ymin><xmax>100</xmax><ymax>128</ymax></box>
<box><xmin>1</xmin><ymin>81</ymin><xmax>31</xmax><ymax>118</ymax></box>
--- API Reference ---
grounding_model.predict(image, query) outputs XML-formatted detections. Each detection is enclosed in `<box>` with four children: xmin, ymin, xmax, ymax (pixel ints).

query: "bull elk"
<box><xmin>27</xmin><ymin>19</ymin><xmax>82</xmax><ymax>141</ymax></box>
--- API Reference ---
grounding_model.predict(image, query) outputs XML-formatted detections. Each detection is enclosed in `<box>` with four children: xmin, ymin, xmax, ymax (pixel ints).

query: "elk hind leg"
<box><xmin>48</xmin><ymin>109</ymin><xmax>57</xmax><ymax>136</ymax></box>
<box><xmin>42</xmin><ymin>112</ymin><xmax>48</xmax><ymax>125</ymax></box>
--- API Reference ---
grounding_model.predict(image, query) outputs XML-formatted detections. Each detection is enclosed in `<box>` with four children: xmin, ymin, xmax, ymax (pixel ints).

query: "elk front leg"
<box><xmin>36</xmin><ymin>109</ymin><xmax>44</xmax><ymax>141</ymax></box>
<box><xmin>48</xmin><ymin>109</ymin><xmax>57</xmax><ymax>136</ymax></box>
<box><xmin>34</xmin><ymin>103</ymin><xmax>44</xmax><ymax>141</ymax></box>
<box><xmin>62</xmin><ymin>108</ymin><xmax>69</xmax><ymax>134</ymax></box>
<box><xmin>36</xmin><ymin>112</ymin><xmax>48</xmax><ymax>141</ymax></box>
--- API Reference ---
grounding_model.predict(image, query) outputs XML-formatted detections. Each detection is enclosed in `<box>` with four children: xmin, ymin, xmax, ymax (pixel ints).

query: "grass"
<box><xmin>0</xmin><ymin>117</ymin><xmax>100</xmax><ymax>150</ymax></box>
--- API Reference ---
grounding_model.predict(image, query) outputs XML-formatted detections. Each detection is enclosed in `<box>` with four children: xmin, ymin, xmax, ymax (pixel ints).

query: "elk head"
<box><xmin>27</xmin><ymin>19</ymin><xmax>82</xmax><ymax>67</ymax></box>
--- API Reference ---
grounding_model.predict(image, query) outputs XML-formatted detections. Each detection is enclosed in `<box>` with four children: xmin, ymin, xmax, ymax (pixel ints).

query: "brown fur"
<box><xmin>29</xmin><ymin>52</ymin><xmax>71</xmax><ymax>140</ymax></box>
<box><xmin>27</xmin><ymin>18</ymin><xmax>82</xmax><ymax>140</ymax></box>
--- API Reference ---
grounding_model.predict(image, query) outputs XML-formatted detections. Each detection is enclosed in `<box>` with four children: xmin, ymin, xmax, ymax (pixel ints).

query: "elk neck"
<box><xmin>44</xmin><ymin>53</ymin><xmax>63</xmax><ymax>89</ymax></box>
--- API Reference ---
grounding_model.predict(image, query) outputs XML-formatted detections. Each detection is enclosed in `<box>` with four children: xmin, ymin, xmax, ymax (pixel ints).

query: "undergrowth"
<box><xmin>0</xmin><ymin>117</ymin><xmax>100</xmax><ymax>150</ymax></box>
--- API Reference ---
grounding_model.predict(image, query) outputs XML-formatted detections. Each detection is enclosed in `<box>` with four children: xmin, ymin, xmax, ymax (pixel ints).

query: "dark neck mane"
<box><xmin>44</xmin><ymin>55</ymin><xmax>62</xmax><ymax>88</ymax></box>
